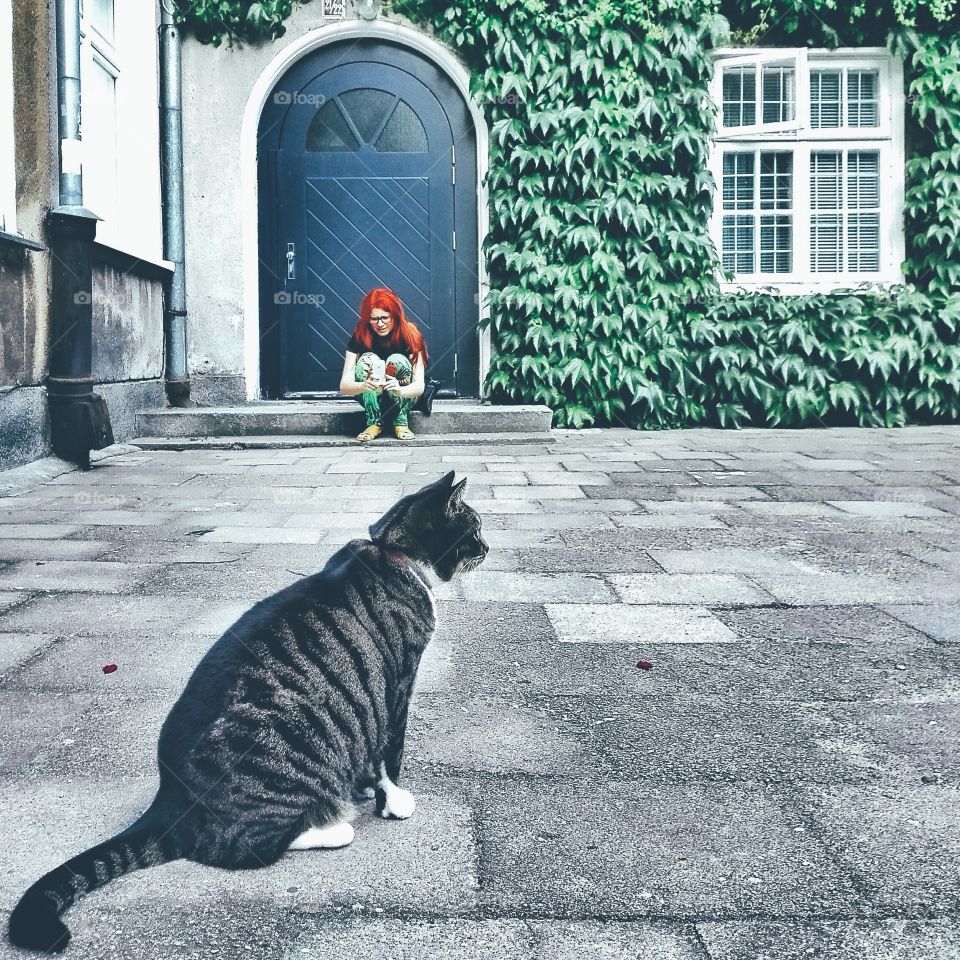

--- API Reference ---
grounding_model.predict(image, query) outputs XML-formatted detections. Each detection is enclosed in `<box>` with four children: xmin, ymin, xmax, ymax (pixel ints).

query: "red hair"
<box><xmin>352</xmin><ymin>289</ymin><xmax>428</xmax><ymax>365</ymax></box>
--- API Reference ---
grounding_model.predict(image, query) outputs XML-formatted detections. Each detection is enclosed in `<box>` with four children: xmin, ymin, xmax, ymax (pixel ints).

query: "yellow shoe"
<box><xmin>394</xmin><ymin>424</ymin><xmax>415</xmax><ymax>441</ymax></box>
<box><xmin>357</xmin><ymin>424</ymin><xmax>382</xmax><ymax>443</ymax></box>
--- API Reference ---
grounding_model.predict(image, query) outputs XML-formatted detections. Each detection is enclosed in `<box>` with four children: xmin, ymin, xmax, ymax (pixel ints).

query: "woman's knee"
<box><xmin>385</xmin><ymin>353</ymin><xmax>413</xmax><ymax>385</ymax></box>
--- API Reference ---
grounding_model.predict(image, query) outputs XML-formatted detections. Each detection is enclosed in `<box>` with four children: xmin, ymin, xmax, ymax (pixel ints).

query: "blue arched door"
<box><xmin>258</xmin><ymin>39</ymin><xmax>478</xmax><ymax>397</ymax></box>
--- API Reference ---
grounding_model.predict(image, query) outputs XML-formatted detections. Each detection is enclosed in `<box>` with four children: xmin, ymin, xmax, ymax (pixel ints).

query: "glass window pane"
<box><xmin>762</xmin><ymin>65</ymin><xmax>795</xmax><ymax>124</ymax></box>
<box><xmin>847</xmin><ymin>151</ymin><xmax>880</xmax><ymax>209</ymax></box>
<box><xmin>87</xmin><ymin>0</ymin><xmax>114</xmax><ymax>39</ymax></box>
<box><xmin>811</xmin><ymin>214</ymin><xmax>843</xmax><ymax>272</ymax></box>
<box><xmin>722</xmin><ymin>152</ymin><xmax>754</xmax><ymax>211</ymax></box>
<box><xmin>810</xmin><ymin>151</ymin><xmax>841</xmax><ymax>210</ymax></box>
<box><xmin>81</xmin><ymin>57</ymin><xmax>117</xmax><ymax>221</ymax></box>
<box><xmin>338</xmin><ymin>89</ymin><xmax>395</xmax><ymax>143</ymax></box>
<box><xmin>811</xmin><ymin>70</ymin><xmax>841</xmax><ymax>128</ymax></box>
<box><xmin>760</xmin><ymin>152</ymin><xmax>793</xmax><ymax>210</ymax></box>
<box><xmin>722</xmin><ymin>214</ymin><xmax>755</xmax><ymax>274</ymax></box>
<box><xmin>760</xmin><ymin>214</ymin><xmax>792</xmax><ymax>272</ymax></box>
<box><xmin>848</xmin><ymin>70</ymin><xmax>879</xmax><ymax>127</ymax></box>
<box><xmin>722</xmin><ymin>67</ymin><xmax>756</xmax><ymax>127</ymax></box>
<box><xmin>847</xmin><ymin>212</ymin><xmax>880</xmax><ymax>271</ymax></box>
<box><xmin>373</xmin><ymin>100</ymin><xmax>428</xmax><ymax>153</ymax></box>
<box><xmin>305</xmin><ymin>100</ymin><xmax>359</xmax><ymax>152</ymax></box>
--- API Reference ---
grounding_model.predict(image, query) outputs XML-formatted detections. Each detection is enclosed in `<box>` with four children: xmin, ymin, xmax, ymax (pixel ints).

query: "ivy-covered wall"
<box><xmin>176</xmin><ymin>0</ymin><xmax>960</xmax><ymax>428</ymax></box>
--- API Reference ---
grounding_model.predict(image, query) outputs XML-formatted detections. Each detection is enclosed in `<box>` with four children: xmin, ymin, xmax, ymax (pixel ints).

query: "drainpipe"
<box><xmin>46</xmin><ymin>0</ymin><xmax>114</xmax><ymax>468</ymax></box>
<box><xmin>159</xmin><ymin>1</ymin><xmax>191</xmax><ymax>406</ymax></box>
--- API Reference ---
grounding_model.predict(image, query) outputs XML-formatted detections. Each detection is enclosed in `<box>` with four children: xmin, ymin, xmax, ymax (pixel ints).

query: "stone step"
<box><xmin>132</xmin><ymin>432</ymin><xmax>556</xmax><ymax>451</ymax></box>
<box><xmin>136</xmin><ymin>400</ymin><xmax>553</xmax><ymax>439</ymax></box>
<box><xmin>134</xmin><ymin>401</ymin><xmax>553</xmax><ymax>439</ymax></box>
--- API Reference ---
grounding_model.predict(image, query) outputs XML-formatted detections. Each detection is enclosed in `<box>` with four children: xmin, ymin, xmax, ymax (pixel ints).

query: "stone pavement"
<box><xmin>0</xmin><ymin>426</ymin><xmax>959</xmax><ymax>960</ymax></box>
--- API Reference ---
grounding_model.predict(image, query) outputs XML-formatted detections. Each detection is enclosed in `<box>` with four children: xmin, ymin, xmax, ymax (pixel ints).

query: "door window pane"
<box><xmin>373</xmin><ymin>100</ymin><xmax>428</xmax><ymax>153</ymax></box>
<box><xmin>305</xmin><ymin>100</ymin><xmax>360</xmax><ymax>151</ymax></box>
<box><xmin>338</xmin><ymin>88</ymin><xmax>395</xmax><ymax>143</ymax></box>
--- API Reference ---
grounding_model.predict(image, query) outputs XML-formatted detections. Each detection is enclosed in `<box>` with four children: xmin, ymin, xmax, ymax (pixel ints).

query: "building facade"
<box><xmin>0</xmin><ymin>0</ymin><xmax>922</xmax><ymax>468</ymax></box>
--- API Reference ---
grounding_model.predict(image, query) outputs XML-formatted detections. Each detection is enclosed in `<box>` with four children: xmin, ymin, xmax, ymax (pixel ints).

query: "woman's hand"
<box><xmin>383</xmin><ymin>376</ymin><xmax>402</xmax><ymax>396</ymax></box>
<box><xmin>357</xmin><ymin>372</ymin><xmax>380</xmax><ymax>393</ymax></box>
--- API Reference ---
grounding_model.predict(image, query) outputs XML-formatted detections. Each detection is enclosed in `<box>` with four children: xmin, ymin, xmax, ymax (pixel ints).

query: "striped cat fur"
<box><xmin>9</xmin><ymin>471</ymin><xmax>487</xmax><ymax>954</ymax></box>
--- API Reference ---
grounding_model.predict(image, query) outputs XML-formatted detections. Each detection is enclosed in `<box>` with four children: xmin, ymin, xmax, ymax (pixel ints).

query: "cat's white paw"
<box><xmin>288</xmin><ymin>821</ymin><xmax>355</xmax><ymax>850</ymax></box>
<box><xmin>361</xmin><ymin>786</ymin><xmax>376</xmax><ymax>799</ymax></box>
<box><xmin>380</xmin><ymin>786</ymin><xmax>415</xmax><ymax>820</ymax></box>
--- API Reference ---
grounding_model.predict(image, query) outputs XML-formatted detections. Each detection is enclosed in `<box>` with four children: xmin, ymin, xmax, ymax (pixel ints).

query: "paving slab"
<box><xmin>797</xmin><ymin>784</ymin><xmax>960</xmax><ymax>912</ymax></box>
<box><xmin>713</xmin><ymin>605</ymin><xmax>933</xmax><ymax>644</ymax></box>
<box><xmin>0</xmin><ymin>776</ymin><xmax>478</xmax><ymax>921</ymax></box>
<box><xmin>0</xmin><ymin>538</ymin><xmax>115</xmax><ymax>561</ymax></box>
<box><xmin>475</xmin><ymin>779</ymin><xmax>861</xmax><ymax>918</ymax></box>
<box><xmin>609</xmin><ymin>573</ymin><xmax>776</xmax><ymax>606</ymax></box>
<box><xmin>747</xmin><ymin>572</ymin><xmax>936</xmax><ymax>606</ymax></box>
<box><xmin>461</xmin><ymin>572</ymin><xmax>615</xmax><ymax>604</ymax></box>
<box><xmin>698</xmin><ymin>919</ymin><xmax>960</xmax><ymax>960</ymax></box>
<box><xmin>545</xmin><ymin>603</ymin><xmax>739</xmax><ymax>644</ymax></box>
<box><xmin>882</xmin><ymin>603</ymin><xmax>960</xmax><ymax>644</ymax></box>
<box><xmin>0</xmin><ymin>560</ymin><xmax>160</xmax><ymax>594</ymax></box>
<box><xmin>566</xmin><ymin>694</ymin><xmax>899</xmax><ymax>784</ymax></box>
<box><xmin>482</xmin><ymin>545</ymin><xmax>663</xmax><ymax>574</ymax></box>
<box><xmin>0</xmin><ymin>632</ymin><xmax>56</xmax><ymax>672</ymax></box>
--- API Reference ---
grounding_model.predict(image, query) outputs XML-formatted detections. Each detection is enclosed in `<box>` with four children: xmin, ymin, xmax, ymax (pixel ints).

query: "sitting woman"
<box><xmin>339</xmin><ymin>288</ymin><xmax>427</xmax><ymax>443</ymax></box>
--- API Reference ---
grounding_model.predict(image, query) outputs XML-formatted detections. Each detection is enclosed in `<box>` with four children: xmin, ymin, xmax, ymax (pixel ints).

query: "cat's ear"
<box><xmin>418</xmin><ymin>471</ymin><xmax>455</xmax><ymax>497</ymax></box>
<box><xmin>448</xmin><ymin>477</ymin><xmax>468</xmax><ymax>510</ymax></box>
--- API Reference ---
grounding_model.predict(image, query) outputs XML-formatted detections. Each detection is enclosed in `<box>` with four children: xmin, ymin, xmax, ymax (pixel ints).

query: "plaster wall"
<box><xmin>91</xmin><ymin>262</ymin><xmax>165</xmax><ymax>383</ymax></box>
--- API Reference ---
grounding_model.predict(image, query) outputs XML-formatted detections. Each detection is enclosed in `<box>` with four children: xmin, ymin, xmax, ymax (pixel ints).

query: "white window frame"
<box><xmin>79</xmin><ymin>0</ymin><xmax>120</xmax><ymax>226</ymax></box>
<box><xmin>0</xmin><ymin>0</ymin><xmax>17</xmax><ymax>234</ymax></box>
<box><xmin>708</xmin><ymin>47</ymin><xmax>905</xmax><ymax>294</ymax></box>
<box><xmin>78</xmin><ymin>0</ymin><xmax>166</xmax><ymax>264</ymax></box>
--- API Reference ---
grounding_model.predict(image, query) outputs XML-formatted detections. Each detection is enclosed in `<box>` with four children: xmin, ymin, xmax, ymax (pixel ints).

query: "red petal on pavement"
<box><xmin>102</xmin><ymin>663</ymin><xmax>118</xmax><ymax>674</ymax></box>
<box><xmin>636</xmin><ymin>660</ymin><xmax>653</xmax><ymax>670</ymax></box>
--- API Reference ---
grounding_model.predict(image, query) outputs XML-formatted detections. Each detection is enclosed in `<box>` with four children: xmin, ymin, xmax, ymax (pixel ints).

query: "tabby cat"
<box><xmin>9</xmin><ymin>471</ymin><xmax>487</xmax><ymax>954</ymax></box>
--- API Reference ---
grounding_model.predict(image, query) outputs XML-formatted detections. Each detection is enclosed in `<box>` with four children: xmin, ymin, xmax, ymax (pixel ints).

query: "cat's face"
<box><xmin>368</xmin><ymin>471</ymin><xmax>488</xmax><ymax>581</ymax></box>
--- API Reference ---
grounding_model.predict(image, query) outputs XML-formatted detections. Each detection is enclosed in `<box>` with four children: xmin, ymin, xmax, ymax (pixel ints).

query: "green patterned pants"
<box><xmin>355</xmin><ymin>355</ymin><xmax>415</xmax><ymax>427</ymax></box>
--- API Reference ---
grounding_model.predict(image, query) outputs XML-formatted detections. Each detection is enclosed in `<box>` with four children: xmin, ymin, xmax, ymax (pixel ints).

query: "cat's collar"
<box><xmin>383</xmin><ymin>548</ymin><xmax>434</xmax><ymax>593</ymax></box>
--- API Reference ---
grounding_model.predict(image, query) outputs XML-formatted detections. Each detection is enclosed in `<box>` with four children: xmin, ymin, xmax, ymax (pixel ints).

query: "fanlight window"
<box><xmin>305</xmin><ymin>89</ymin><xmax>428</xmax><ymax>153</ymax></box>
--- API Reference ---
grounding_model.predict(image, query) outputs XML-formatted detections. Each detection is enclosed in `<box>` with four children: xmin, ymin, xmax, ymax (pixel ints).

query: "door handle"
<box><xmin>286</xmin><ymin>242</ymin><xmax>296</xmax><ymax>281</ymax></box>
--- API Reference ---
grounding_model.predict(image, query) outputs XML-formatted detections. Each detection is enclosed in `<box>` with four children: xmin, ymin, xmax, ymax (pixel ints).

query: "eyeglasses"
<box><xmin>370</xmin><ymin>315</ymin><xmax>392</xmax><ymax>325</ymax></box>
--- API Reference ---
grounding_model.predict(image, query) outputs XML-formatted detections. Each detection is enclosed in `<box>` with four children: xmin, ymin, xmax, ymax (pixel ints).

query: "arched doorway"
<box><xmin>257</xmin><ymin>38</ymin><xmax>479</xmax><ymax>398</ymax></box>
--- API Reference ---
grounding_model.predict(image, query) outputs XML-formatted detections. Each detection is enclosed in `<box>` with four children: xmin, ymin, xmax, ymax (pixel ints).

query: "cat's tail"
<box><xmin>8</xmin><ymin>803</ymin><xmax>179</xmax><ymax>954</ymax></box>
